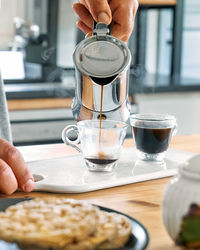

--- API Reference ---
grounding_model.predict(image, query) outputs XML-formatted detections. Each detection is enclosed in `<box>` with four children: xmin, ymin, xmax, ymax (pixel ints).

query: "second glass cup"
<box><xmin>130</xmin><ymin>113</ymin><xmax>177</xmax><ymax>162</ymax></box>
<box><xmin>62</xmin><ymin>120</ymin><xmax>128</xmax><ymax>172</ymax></box>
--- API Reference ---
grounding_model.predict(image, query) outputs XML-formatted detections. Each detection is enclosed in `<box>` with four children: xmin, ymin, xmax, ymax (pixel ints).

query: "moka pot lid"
<box><xmin>73</xmin><ymin>23</ymin><xmax>131</xmax><ymax>79</ymax></box>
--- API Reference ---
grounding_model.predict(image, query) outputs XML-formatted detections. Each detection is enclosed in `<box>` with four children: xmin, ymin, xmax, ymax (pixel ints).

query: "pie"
<box><xmin>0</xmin><ymin>198</ymin><xmax>132</xmax><ymax>249</ymax></box>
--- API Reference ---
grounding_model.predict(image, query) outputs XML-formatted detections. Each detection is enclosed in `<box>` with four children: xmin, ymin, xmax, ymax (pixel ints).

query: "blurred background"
<box><xmin>0</xmin><ymin>0</ymin><xmax>200</xmax><ymax>146</ymax></box>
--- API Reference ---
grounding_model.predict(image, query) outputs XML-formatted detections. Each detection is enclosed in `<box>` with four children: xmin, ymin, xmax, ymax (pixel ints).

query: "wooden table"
<box><xmin>1</xmin><ymin>135</ymin><xmax>200</xmax><ymax>250</ymax></box>
<box><xmin>7</xmin><ymin>98</ymin><xmax>73</xmax><ymax>110</ymax></box>
<box><xmin>139</xmin><ymin>0</ymin><xmax>176</xmax><ymax>6</ymax></box>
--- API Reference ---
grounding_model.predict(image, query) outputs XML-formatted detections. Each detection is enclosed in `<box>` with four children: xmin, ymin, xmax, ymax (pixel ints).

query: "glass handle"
<box><xmin>173</xmin><ymin>122</ymin><xmax>178</xmax><ymax>136</ymax></box>
<box><xmin>62</xmin><ymin>125</ymin><xmax>81</xmax><ymax>153</ymax></box>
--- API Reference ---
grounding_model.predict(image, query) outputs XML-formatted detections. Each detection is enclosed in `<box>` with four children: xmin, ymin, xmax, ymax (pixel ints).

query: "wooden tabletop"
<box><xmin>139</xmin><ymin>0</ymin><xmax>176</xmax><ymax>6</ymax></box>
<box><xmin>7</xmin><ymin>98</ymin><xmax>73</xmax><ymax>110</ymax></box>
<box><xmin>1</xmin><ymin>134</ymin><xmax>200</xmax><ymax>250</ymax></box>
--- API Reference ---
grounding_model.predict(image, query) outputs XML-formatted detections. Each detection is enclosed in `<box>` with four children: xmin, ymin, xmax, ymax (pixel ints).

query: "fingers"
<box><xmin>85</xmin><ymin>0</ymin><xmax>112</xmax><ymax>24</ymax></box>
<box><xmin>73</xmin><ymin>3</ymin><xmax>93</xmax><ymax>30</ymax></box>
<box><xmin>73</xmin><ymin>0</ymin><xmax>112</xmax><ymax>35</ymax></box>
<box><xmin>110</xmin><ymin>0</ymin><xmax>139</xmax><ymax>42</ymax></box>
<box><xmin>0</xmin><ymin>139</ymin><xmax>34</xmax><ymax>194</ymax></box>
<box><xmin>73</xmin><ymin>0</ymin><xmax>138</xmax><ymax>42</ymax></box>
<box><xmin>0</xmin><ymin>159</ymin><xmax>18</xmax><ymax>195</ymax></box>
<box><xmin>76</xmin><ymin>20</ymin><xmax>91</xmax><ymax>34</ymax></box>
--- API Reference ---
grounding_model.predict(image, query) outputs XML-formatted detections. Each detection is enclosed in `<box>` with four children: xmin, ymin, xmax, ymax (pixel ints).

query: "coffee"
<box><xmin>87</xmin><ymin>151</ymin><xmax>117</xmax><ymax>165</ymax></box>
<box><xmin>132</xmin><ymin>126</ymin><xmax>173</xmax><ymax>154</ymax></box>
<box><xmin>99</xmin><ymin>84</ymin><xmax>104</xmax><ymax>143</ymax></box>
<box><xmin>85</xmin><ymin>158</ymin><xmax>117</xmax><ymax>165</ymax></box>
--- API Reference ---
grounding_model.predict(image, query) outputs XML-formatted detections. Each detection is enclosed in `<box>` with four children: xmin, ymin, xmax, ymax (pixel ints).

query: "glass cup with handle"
<box><xmin>130</xmin><ymin>113</ymin><xmax>177</xmax><ymax>162</ymax></box>
<box><xmin>62</xmin><ymin>120</ymin><xmax>128</xmax><ymax>172</ymax></box>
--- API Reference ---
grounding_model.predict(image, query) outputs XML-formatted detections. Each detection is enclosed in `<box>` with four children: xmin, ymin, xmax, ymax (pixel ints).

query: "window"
<box><xmin>129</xmin><ymin>0</ymin><xmax>200</xmax><ymax>94</ymax></box>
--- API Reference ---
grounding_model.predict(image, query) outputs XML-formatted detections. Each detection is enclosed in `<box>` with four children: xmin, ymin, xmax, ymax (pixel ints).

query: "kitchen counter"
<box><xmin>5</xmin><ymin>79</ymin><xmax>75</xmax><ymax>100</ymax></box>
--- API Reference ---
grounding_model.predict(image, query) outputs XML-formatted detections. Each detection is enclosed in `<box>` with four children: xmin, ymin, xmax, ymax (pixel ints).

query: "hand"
<box><xmin>73</xmin><ymin>0</ymin><xmax>138</xmax><ymax>42</ymax></box>
<box><xmin>0</xmin><ymin>139</ymin><xmax>34</xmax><ymax>195</ymax></box>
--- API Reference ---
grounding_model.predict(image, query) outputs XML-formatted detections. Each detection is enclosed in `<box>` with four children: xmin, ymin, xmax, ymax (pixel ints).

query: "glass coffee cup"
<box><xmin>62</xmin><ymin>120</ymin><xmax>128</xmax><ymax>172</ymax></box>
<box><xmin>130</xmin><ymin>113</ymin><xmax>177</xmax><ymax>162</ymax></box>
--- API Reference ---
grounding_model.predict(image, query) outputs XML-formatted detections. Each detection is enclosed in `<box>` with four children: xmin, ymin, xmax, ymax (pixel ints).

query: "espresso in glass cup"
<box><xmin>130</xmin><ymin>113</ymin><xmax>177</xmax><ymax>162</ymax></box>
<box><xmin>62</xmin><ymin>120</ymin><xmax>128</xmax><ymax>172</ymax></box>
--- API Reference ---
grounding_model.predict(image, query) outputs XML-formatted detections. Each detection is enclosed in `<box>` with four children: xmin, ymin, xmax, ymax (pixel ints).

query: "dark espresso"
<box><xmin>133</xmin><ymin>126</ymin><xmax>173</xmax><ymax>154</ymax></box>
<box><xmin>85</xmin><ymin>158</ymin><xmax>117</xmax><ymax>165</ymax></box>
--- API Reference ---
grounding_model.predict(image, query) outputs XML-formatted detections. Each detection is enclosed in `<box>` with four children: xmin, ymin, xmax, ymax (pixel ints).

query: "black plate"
<box><xmin>0</xmin><ymin>198</ymin><xmax>149</xmax><ymax>250</ymax></box>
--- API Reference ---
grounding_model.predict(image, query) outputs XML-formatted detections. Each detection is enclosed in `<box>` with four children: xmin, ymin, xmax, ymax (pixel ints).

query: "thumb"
<box><xmin>85</xmin><ymin>0</ymin><xmax>112</xmax><ymax>24</ymax></box>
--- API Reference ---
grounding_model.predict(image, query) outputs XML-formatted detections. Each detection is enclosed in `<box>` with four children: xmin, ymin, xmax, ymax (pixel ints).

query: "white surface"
<box><xmin>0</xmin><ymin>51</ymin><xmax>25</xmax><ymax>79</ymax></box>
<box><xmin>27</xmin><ymin>147</ymin><xmax>195</xmax><ymax>194</ymax></box>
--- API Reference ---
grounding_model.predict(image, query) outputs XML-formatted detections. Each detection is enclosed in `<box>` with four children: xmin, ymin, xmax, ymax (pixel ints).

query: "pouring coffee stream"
<box><xmin>99</xmin><ymin>84</ymin><xmax>103</xmax><ymax>144</ymax></box>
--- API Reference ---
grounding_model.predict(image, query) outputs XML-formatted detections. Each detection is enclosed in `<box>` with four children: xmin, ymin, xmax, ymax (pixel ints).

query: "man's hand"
<box><xmin>73</xmin><ymin>0</ymin><xmax>138</xmax><ymax>42</ymax></box>
<box><xmin>0</xmin><ymin>139</ymin><xmax>34</xmax><ymax>195</ymax></box>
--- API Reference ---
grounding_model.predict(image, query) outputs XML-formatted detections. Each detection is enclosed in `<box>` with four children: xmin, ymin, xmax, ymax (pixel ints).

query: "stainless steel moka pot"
<box><xmin>72</xmin><ymin>22</ymin><xmax>131</xmax><ymax>122</ymax></box>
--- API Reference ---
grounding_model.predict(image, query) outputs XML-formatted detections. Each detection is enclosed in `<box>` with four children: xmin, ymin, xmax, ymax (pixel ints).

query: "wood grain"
<box><xmin>139</xmin><ymin>0</ymin><xmax>176</xmax><ymax>6</ymax></box>
<box><xmin>1</xmin><ymin>135</ymin><xmax>200</xmax><ymax>250</ymax></box>
<box><xmin>7</xmin><ymin>98</ymin><xmax>73</xmax><ymax>110</ymax></box>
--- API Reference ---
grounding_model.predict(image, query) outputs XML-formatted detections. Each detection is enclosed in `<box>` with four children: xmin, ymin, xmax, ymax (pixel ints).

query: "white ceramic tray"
<box><xmin>28</xmin><ymin>148</ymin><xmax>195</xmax><ymax>193</ymax></box>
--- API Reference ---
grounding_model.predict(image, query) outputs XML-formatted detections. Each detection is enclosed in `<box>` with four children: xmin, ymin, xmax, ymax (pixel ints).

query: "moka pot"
<box><xmin>72</xmin><ymin>22</ymin><xmax>131</xmax><ymax>122</ymax></box>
